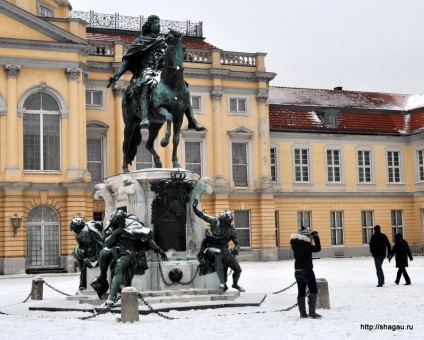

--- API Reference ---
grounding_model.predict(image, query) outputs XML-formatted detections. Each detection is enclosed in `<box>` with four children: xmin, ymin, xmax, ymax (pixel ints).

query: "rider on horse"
<box><xmin>107</xmin><ymin>15</ymin><xmax>205</xmax><ymax>131</ymax></box>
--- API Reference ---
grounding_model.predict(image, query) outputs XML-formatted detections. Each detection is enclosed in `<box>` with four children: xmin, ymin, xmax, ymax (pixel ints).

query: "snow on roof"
<box><xmin>269</xmin><ymin>86</ymin><xmax>422</xmax><ymax>111</ymax></box>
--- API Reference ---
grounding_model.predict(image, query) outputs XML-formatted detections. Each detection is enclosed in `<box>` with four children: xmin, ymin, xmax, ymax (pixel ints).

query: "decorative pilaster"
<box><xmin>65</xmin><ymin>67</ymin><xmax>81</xmax><ymax>80</ymax></box>
<box><xmin>210</xmin><ymin>91</ymin><xmax>227</xmax><ymax>187</ymax></box>
<box><xmin>256</xmin><ymin>92</ymin><xmax>272</xmax><ymax>188</ymax></box>
<box><xmin>112</xmin><ymin>84</ymin><xmax>126</xmax><ymax>173</ymax></box>
<box><xmin>4</xmin><ymin>65</ymin><xmax>21</xmax><ymax>180</ymax></box>
<box><xmin>65</xmin><ymin>68</ymin><xmax>82</xmax><ymax>180</ymax></box>
<box><xmin>4</xmin><ymin>64</ymin><xmax>21</xmax><ymax>77</ymax></box>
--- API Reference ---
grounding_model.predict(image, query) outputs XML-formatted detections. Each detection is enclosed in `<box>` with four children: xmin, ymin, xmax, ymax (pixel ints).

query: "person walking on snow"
<box><xmin>369</xmin><ymin>225</ymin><xmax>391</xmax><ymax>287</ymax></box>
<box><xmin>388</xmin><ymin>233</ymin><xmax>413</xmax><ymax>285</ymax></box>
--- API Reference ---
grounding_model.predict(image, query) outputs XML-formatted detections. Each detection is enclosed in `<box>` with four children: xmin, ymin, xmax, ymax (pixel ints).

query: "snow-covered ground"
<box><xmin>1</xmin><ymin>256</ymin><xmax>423</xmax><ymax>339</ymax></box>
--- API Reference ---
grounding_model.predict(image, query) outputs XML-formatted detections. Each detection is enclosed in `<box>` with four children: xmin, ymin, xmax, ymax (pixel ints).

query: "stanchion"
<box><xmin>120</xmin><ymin>287</ymin><xmax>139</xmax><ymax>323</ymax></box>
<box><xmin>31</xmin><ymin>276</ymin><xmax>45</xmax><ymax>300</ymax></box>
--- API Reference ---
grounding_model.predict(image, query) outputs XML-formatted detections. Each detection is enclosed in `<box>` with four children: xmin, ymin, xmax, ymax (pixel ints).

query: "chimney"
<box><xmin>333</xmin><ymin>86</ymin><xmax>343</xmax><ymax>91</ymax></box>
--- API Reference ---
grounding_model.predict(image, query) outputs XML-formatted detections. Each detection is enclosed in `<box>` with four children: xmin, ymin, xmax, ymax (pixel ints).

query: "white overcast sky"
<box><xmin>69</xmin><ymin>0</ymin><xmax>424</xmax><ymax>94</ymax></box>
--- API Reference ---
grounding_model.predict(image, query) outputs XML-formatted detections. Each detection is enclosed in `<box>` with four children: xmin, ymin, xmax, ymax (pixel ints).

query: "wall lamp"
<box><xmin>10</xmin><ymin>213</ymin><xmax>23</xmax><ymax>236</ymax></box>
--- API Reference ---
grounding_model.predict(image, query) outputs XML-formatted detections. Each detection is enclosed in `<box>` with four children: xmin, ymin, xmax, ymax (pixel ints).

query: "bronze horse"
<box><xmin>121</xmin><ymin>30</ymin><xmax>193</xmax><ymax>171</ymax></box>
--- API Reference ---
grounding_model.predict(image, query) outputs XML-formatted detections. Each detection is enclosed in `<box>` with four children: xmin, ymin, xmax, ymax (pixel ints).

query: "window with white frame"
<box><xmin>275</xmin><ymin>210</ymin><xmax>280</xmax><ymax>247</ymax></box>
<box><xmin>270</xmin><ymin>147</ymin><xmax>277</xmax><ymax>181</ymax></box>
<box><xmin>417</xmin><ymin>149</ymin><xmax>424</xmax><ymax>181</ymax></box>
<box><xmin>357</xmin><ymin>150</ymin><xmax>372</xmax><ymax>183</ymax></box>
<box><xmin>294</xmin><ymin>148</ymin><xmax>310</xmax><ymax>182</ymax></box>
<box><xmin>326</xmin><ymin>149</ymin><xmax>341</xmax><ymax>183</ymax></box>
<box><xmin>391</xmin><ymin>210</ymin><xmax>403</xmax><ymax>241</ymax></box>
<box><xmin>387</xmin><ymin>151</ymin><xmax>401</xmax><ymax>183</ymax></box>
<box><xmin>234</xmin><ymin>210</ymin><xmax>251</xmax><ymax>247</ymax></box>
<box><xmin>184</xmin><ymin>141</ymin><xmax>202</xmax><ymax>176</ymax></box>
<box><xmin>361</xmin><ymin>210</ymin><xmax>374</xmax><ymax>244</ymax></box>
<box><xmin>87</xmin><ymin>139</ymin><xmax>104</xmax><ymax>183</ymax></box>
<box><xmin>330</xmin><ymin>211</ymin><xmax>344</xmax><ymax>245</ymax></box>
<box><xmin>228</xmin><ymin>96</ymin><xmax>249</xmax><ymax>115</ymax></box>
<box><xmin>23</xmin><ymin>92</ymin><xmax>61</xmax><ymax>171</ymax></box>
<box><xmin>232</xmin><ymin>142</ymin><xmax>248</xmax><ymax>186</ymax></box>
<box><xmin>37</xmin><ymin>2</ymin><xmax>54</xmax><ymax>17</ymax></box>
<box><xmin>87</xmin><ymin>122</ymin><xmax>108</xmax><ymax>182</ymax></box>
<box><xmin>297</xmin><ymin>211</ymin><xmax>311</xmax><ymax>233</ymax></box>
<box><xmin>86</xmin><ymin>90</ymin><xmax>103</xmax><ymax>108</ymax></box>
<box><xmin>191</xmin><ymin>95</ymin><xmax>201</xmax><ymax>111</ymax></box>
<box><xmin>134</xmin><ymin>141</ymin><xmax>154</xmax><ymax>170</ymax></box>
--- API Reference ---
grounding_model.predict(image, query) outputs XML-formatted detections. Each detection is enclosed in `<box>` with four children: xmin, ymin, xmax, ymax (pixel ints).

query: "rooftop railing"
<box><xmin>69</xmin><ymin>10</ymin><xmax>203</xmax><ymax>38</ymax></box>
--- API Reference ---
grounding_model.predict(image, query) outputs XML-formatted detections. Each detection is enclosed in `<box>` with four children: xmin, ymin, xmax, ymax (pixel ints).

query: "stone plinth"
<box><xmin>316</xmin><ymin>278</ymin><xmax>330</xmax><ymax>309</ymax></box>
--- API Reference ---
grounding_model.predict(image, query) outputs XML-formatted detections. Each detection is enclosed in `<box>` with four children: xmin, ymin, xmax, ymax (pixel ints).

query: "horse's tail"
<box><xmin>122</xmin><ymin>121</ymin><xmax>142</xmax><ymax>167</ymax></box>
<box><xmin>122</xmin><ymin>96</ymin><xmax>142</xmax><ymax>167</ymax></box>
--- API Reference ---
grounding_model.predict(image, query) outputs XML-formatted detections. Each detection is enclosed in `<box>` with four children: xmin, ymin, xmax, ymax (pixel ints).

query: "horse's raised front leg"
<box><xmin>172</xmin><ymin>117</ymin><xmax>183</xmax><ymax>168</ymax></box>
<box><xmin>159</xmin><ymin>107</ymin><xmax>173</xmax><ymax>147</ymax></box>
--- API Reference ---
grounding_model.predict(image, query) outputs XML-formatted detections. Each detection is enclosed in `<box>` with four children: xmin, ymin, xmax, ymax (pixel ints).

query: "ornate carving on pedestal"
<box><xmin>94</xmin><ymin>183</ymin><xmax>115</xmax><ymax>225</ymax></box>
<box><xmin>4</xmin><ymin>64</ymin><xmax>21</xmax><ymax>77</ymax></box>
<box><xmin>210</xmin><ymin>91</ymin><xmax>223</xmax><ymax>102</ymax></box>
<box><xmin>118</xmin><ymin>176</ymin><xmax>146</xmax><ymax>224</ymax></box>
<box><xmin>256</xmin><ymin>93</ymin><xmax>268</xmax><ymax>104</ymax></box>
<box><xmin>65</xmin><ymin>67</ymin><xmax>81</xmax><ymax>81</ymax></box>
<box><xmin>150</xmin><ymin>171</ymin><xmax>195</xmax><ymax>252</ymax></box>
<box><xmin>112</xmin><ymin>85</ymin><xmax>126</xmax><ymax>97</ymax></box>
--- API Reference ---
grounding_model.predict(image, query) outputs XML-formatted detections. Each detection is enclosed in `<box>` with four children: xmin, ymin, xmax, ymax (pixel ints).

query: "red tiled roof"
<box><xmin>269</xmin><ymin>87</ymin><xmax>424</xmax><ymax>135</ymax></box>
<box><xmin>86</xmin><ymin>32</ymin><xmax>216</xmax><ymax>49</ymax></box>
<box><xmin>269</xmin><ymin>108</ymin><xmax>409</xmax><ymax>135</ymax></box>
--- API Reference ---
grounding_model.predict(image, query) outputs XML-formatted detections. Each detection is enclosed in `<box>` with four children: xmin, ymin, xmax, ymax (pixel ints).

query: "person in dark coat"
<box><xmin>388</xmin><ymin>233</ymin><xmax>413</xmax><ymax>285</ymax></box>
<box><xmin>290</xmin><ymin>226</ymin><xmax>322</xmax><ymax>318</ymax></box>
<box><xmin>369</xmin><ymin>225</ymin><xmax>391</xmax><ymax>287</ymax></box>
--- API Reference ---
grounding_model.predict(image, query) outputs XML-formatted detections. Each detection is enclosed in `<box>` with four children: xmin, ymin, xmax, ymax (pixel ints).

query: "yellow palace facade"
<box><xmin>0</xmin><ymin>0</ymin><xmax>423</xmax><ymax>274</ymax></box>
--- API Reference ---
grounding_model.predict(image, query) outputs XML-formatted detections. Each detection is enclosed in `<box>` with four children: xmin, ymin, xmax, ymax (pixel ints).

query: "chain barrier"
<box><xmin>272</xmin><ymin>281</ymin><xmax>297</xmax><ymax>294</ymax></box>
<box><xmin>0</xmin><ymin>277</ymin><xmax>302</xmax><ymax>320</ymax></box>
<box><xmin>137</xmin><ymin>292</ymin><xmax>177</xmax><ymax>320</ymax></box>
<box><xmin>43</xmin><ymin>280</ymin><xmax>72</xmax><ymax>297</ymax></box>
<box><xmin>156</xmin><ymin>254</ymin><xmax>200</xmax><ymax>286</ymax></box>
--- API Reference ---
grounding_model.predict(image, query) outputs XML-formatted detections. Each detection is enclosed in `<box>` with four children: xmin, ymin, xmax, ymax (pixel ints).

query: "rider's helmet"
<box><xmin>69</xmin><ymin>217</ymin><xmax>85</xmax><ymax>233</ymax></box>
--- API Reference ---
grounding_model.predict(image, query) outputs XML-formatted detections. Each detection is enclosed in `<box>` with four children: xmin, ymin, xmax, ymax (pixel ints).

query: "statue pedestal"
<box><xmin>93</xmin><ymin>168</ymin><xmax>217</xmax><ymax>293</ymax></box>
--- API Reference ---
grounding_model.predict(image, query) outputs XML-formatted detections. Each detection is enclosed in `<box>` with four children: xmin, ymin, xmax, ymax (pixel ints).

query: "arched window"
<box><xmin>23</xmin><ymin>92</ymin><xmax>61</xmax><ymax>171</ymax></box>
<box><xmin>27</xmin><ymin>205</ymin><xmax>60</xmax><ymax>267</ymax></box>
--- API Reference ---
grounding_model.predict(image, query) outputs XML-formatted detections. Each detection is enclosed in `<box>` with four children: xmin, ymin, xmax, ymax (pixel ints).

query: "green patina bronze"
<box><xmin>69</xmin><ymin>218</ymin><xmax>104</xmax><ymax>291</ymax></box>
<box><xmin>107</xmin><ymin>15</ymin><xmax>205</xmax><ymax>172</ymax></box>
<box><xmin>91</xmin><ymin>210</ymin><xmax>167</xmax><ymax>306</ymax></box>
<box><xmin>192</xmin><ymin>199</ymin><xmax>245</xmax><ymax>292</ymax></box>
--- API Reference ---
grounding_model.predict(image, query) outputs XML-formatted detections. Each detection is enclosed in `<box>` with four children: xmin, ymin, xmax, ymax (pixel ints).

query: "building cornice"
<box><xmin>0</xmin><ymin>1</ymin><xmax>86</xmax><ymax>44</ymax></box>
<box><xmin>0</xmin><ymin>38</ymin><xmax>88</xmax><ymax>54</ymax></box>
<box><xmin>0</xmin><ymin>56</ymin><xmax>80</xmax><ymax>70</ymax></box>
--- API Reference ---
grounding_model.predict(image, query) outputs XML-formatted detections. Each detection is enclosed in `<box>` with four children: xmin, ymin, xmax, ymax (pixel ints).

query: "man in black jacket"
<box><xmin>369</xmin><ymin>225</ymin><xmax>391</xmax><ymax>287</ymax></box>
<box><xmin>290</xmin><ymin>226</ymin><xmax>322</xmax><ymax>318</ymax></box>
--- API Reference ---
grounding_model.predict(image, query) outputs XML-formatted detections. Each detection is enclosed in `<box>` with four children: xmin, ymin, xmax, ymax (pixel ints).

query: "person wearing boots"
<box><xmin>388</xmin><ymin>233</ymin><xmax>413</xmax><ymax>285</ymax></box>
<box><xmin>290</xmin><ymin>226</ymin><xmax>322</xmax><ymax>319</ymax></box>
<box><xmin>192</xmin><ymin>199</ymin><xmax>245</xmax><ymax>292</ymax></box>
<box><xmin>369</xmin><ymin>225</ymin><xmax>391</xmax><ymax>287</ymax></box>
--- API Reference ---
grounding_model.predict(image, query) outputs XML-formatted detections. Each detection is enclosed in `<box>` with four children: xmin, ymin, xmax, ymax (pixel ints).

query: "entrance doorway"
<box><xmin>27</xmin><ymin>205</ymin><xmax>60</xmax><ymax>268</ymax></box>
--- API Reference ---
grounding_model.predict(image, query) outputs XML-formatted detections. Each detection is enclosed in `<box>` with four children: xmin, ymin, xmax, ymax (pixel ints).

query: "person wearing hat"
<box><xmin>369</xmin><ymin>225</ymin><xmax>391</xmax><ymax>287</ymax></box>
<box><xmin>290</xmin><ymin>226</ymin><xmax>322</xmax><ymax>318</ymax></box>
